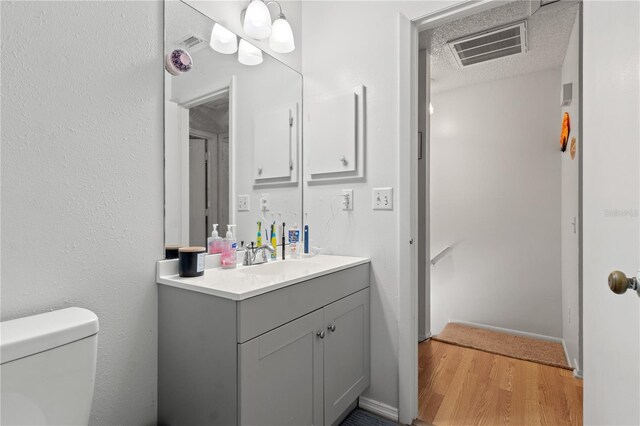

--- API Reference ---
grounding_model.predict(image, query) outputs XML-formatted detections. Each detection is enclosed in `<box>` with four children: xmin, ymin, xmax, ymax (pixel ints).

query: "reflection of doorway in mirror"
<box><xmin>188</xmin><ymin>97</ymin><xmax>230</xmax><ymax>247</ymax></box>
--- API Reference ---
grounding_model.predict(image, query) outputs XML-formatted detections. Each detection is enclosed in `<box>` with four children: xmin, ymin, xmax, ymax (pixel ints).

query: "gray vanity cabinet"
<box><xmin>238</xmin><ymin>309</ymin><xmax>324</xmax><ymax>426</ymax></box>
<box><xmin>238</xmin><ymin>288</ymin><xmax>370</xmax><ymax>426</ymax></box>
<box><xmin>158</xmin><ymin>263</ymin><xmax>370</xmax><ymax>426</ymax></box>
<box><xmin>323</xmin><ymin>289</ymin><xmax>370</xmax><ymax>425</ymax></box>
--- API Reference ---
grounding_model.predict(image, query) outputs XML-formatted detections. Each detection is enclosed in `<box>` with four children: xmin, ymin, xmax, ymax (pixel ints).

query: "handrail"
<box><xmin>430</xmin><ymin>246</ymin><xmax>453</xmax><ymax>266</ymax></box>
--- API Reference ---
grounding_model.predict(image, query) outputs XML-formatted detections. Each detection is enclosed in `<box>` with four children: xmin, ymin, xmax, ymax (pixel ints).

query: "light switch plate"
<box><xmin>237</xmin><ymin>195</ymin><xmax>250</xmax><ymax>212</ymax></box>
<box><xmin>260</xmin><ymin>193</ymin><xmax>270</xmax><ymax>212</ymax></box>
<box><xmin>373</xmin><ymin>188</ymin><xmax>393</xmax><ymax>210</ymax></box>
<box><xmin>342</xmin><ymin>189</ymin><xmax>354</xmax><ymax>210</ymax></box>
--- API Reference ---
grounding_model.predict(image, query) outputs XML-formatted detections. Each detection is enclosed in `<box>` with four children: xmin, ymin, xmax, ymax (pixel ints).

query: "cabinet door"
<box><xmin>307</xmin><ymin>93</ymin><xmax>357</xmax><ymax>176</ymax></box>
<box><xmin>323</xmin><ymin>288</ymin><xmax>370</xmax><ymax>425</ymax></box>
<box><xmin>253</xmin><ymin>105</ymin><xmax>295</xmax><ymax>181</ymax></box>
<box><xmin>239</xmin><ymin>309</ymin><xmax>324</xmax><ymax>426</ymax></box>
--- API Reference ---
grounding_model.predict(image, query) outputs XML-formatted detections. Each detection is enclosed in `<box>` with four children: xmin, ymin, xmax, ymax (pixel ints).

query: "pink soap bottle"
<box><xmin>208</xmin><ymin>224</ymin><xmax>223</xmax><ymax>254</ymax></box>
<box><xmin>221</xmin><ymin>225</ymin><xmax>237</xmax><ymax>269</ymax></box>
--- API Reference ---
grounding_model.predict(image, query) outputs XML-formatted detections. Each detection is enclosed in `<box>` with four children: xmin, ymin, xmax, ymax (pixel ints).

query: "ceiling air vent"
<box><xmin>448</xmin><ymin>21</ymin><xmax>528</xmax><ymax>68</ymax></box>
<box><xmin>175</xmin><ymin>33</ymin><xmax>208</xmax><ymax>52</ymax></box>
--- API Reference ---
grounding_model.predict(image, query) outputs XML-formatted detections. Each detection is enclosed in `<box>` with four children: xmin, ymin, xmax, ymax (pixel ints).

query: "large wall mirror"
<box><xmin>164</xmin><ymin>0</ymin><xmax>303</xmax><ymax>250</ymax></box>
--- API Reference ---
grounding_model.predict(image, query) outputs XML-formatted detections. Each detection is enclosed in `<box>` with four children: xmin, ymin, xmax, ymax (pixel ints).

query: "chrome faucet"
<box><xmin>243</xmin><ymin>243</ymin><xmax>275</xmax><ymax>266</ymax></box>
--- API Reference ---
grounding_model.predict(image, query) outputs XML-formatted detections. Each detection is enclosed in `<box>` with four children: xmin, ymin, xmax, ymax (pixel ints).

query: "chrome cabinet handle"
<box><xmin>608</xmin><ymin>270</ymin><xmax>640</xmax><ymax>296</ymax></box>
<box><xmin>316</xmin><ymin>330</ymin><xmax>325</xmax><ymax>339</ymax></box>
<box><xmin>327</xmin><ymin>324</ymin><xmax>336</xmax><ymax>332</ymax></box>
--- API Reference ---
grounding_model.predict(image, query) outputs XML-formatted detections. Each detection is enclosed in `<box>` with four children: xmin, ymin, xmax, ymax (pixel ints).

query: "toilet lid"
<box><xmin>0</xmin><ymin>307</ymin><xmax>99</xmax><ymax>364</ymax></box>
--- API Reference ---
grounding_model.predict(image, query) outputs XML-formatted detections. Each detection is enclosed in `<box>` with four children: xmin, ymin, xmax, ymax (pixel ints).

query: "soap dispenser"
<box><xmin>207</xmin><ymin>224</ymin><xmax>223</xmax><ymax>254</ymax></box>
<box><xmin>222</xmin><ymin>225</ymin><xmax>237</xmax><ymax>269</ymax></box>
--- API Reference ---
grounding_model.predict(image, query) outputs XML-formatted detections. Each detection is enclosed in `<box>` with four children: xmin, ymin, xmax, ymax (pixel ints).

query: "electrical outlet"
<box><xmin>237</xmin><ymin>195</ymin><xmax>250</xmax><ymax>212</ymax></box>
<box><xmin>260</xmin><ymin>193</ymin><xmax>270</xmax><ymax>212</ymax></box>
<box><xmin>373</xmin><ymin>188</ymin><xmax>393</xmax><ymax>210</ymax></box>
<box><xmin>342</xmin><ymin>189</ymin><xmax>354</xmax><ymax>210</ymax></box>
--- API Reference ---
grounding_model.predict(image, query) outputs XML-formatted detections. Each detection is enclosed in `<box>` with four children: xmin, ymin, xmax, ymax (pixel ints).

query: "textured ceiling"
<box><xmin>189</xmin><ymin>97</ymin><xmax>229</xmax><ymax>135</ymax></box>
<box><xmin>421</xmin><ymin>0</ymin><xmax>579</xmax><ymax>93</ymax></box>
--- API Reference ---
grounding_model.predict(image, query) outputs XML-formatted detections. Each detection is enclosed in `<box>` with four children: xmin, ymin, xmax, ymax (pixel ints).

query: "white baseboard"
<box><xmin>358</xmin><ymin>397</ymin><xmax>398</xmax><ymax>422</ymax></box>
<box><xmin>418</xmin><ymin>332</ymin><xmax>432</xmax><ymax>342</ymax></box>
<box><xmin>572</xmin><ymin>358</ymin><xmax>583</xmax><ymax>379</ymax></box>
<box><xmin>561</xmin><ymin>339</ymin><xmax>571</xmax><ymax>368</ymax></box>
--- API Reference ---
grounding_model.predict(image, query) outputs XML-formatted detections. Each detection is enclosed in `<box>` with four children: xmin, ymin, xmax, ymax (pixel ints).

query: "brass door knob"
<box><xmin>608</xmin><ymin>270</ymin><xmax>639</xmax><ymax>295</ymax></box>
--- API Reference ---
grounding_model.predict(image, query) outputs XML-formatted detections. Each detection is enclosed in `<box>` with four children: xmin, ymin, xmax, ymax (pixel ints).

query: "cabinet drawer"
<box><xmin>236</xmin><ymin>263</ymin><xmax>369</xmax><ymax>343</ymax></box>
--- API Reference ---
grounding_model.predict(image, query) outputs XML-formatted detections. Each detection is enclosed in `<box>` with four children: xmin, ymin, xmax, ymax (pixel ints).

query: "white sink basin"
<box><xmin>238</xmin><ymin>260</ymin><xmax>321</xmax><ymax>276</ymax></box>
<box><xmin>158</xmin><ymin>254</ymin><xmax>371</xmax><ymax>300</ymax></box>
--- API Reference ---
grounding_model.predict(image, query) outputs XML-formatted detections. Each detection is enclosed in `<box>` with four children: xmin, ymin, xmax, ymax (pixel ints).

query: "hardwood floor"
<box><xmin>417</xmin><ymin>340</ymin><xmax>583</xmax><ymax>425</ymax></box>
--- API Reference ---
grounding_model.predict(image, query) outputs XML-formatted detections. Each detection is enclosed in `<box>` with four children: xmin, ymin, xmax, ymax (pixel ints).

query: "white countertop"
<box><xmin>156</xmin><ymin>254</ymin><xmax>370</xmax><ymax>301</ymax></box>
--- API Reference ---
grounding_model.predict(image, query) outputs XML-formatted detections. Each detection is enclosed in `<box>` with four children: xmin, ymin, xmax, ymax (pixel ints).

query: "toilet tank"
<box><xmin>1</xmin><ymin>307</ymin><xmax>99</xmax><ymax>426</ymax></box>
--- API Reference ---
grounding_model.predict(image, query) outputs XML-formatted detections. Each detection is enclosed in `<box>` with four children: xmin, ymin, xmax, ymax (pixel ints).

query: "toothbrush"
<box><xmin>281</xmin><ymin>222</ymin><xmax>286</xmax><ymax>260</ymax></box>
<box><xmin>304</xmin><ymin>213</ymin><xmax>309</xmax><ymax>255</ymax></box>
<box><xmin>270</xmin><ymin>221</ymin><xmax>277</xmax><ymax>259</ymax></box>
<box><xmin>256</xmin><ymin>221</ymin><xmax>262</xmax><ymax>247</ymax></box>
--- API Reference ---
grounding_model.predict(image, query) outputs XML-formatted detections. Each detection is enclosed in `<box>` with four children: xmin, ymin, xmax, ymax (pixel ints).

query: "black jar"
<box><xmin>165</xmin><ymin>244</ymin><xmax>182</xmax><ymax>260</ymax></box>
<box><xmin>178</xmin><ymin>246</ymin><xmax>206</xmax><ymax>277</ymax></box>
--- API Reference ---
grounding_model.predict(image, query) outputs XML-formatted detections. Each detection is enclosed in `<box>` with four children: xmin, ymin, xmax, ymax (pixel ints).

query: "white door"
<box><xmin>583</xmin><ymin>2</ymin><xmax>640</xmax><ymax>425</ymax></box>
<box><xmin>217</xmin><ymin>134</ymin><xmax>230</xmax><ymax>230</ymax></box>
<box><xmin>189</xmin><ymin>138</ymin><xmax>207</xmax><ymax>247</ymax></box>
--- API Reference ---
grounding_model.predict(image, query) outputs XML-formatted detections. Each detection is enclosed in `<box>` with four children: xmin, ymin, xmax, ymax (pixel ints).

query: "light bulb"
<box><xmin>429</xmin><ymin>102</ymin><xmax>434</xmax><ymax>115</ymax></box>
<box><xmin>269</xmin><ymin>15</ymin><xmax>295</xmax><ymax>53</ymax></box>
<box><xmin>210</xmin><ymin>23</ymin><xmax>237</xmax><ymax>54</ymax></box>
<box><xmin>238</xmin><ymin>39</ymin><xmax>263</xmax><ymax>66</ymax></box>
<box><xmin>243</xmin><ymin>0</ymin><xmax>272</xmax><ymax>40</ymax></box>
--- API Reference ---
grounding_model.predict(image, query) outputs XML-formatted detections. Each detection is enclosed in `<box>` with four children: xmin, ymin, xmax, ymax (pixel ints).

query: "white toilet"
<box><xmin>0</xmin><ymin>307</ymin><xmax>99</xmax><ymax>425</ymax></box>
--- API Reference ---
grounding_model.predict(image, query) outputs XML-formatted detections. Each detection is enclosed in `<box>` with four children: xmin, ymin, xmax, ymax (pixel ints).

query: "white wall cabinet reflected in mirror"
<box><xmin>253</xmin><ymin>103</ymin><xmax>299</xmax><ymax>183</ymax></box>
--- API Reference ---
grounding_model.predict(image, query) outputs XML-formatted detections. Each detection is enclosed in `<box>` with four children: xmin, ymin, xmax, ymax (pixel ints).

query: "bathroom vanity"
<box><xmin>156</xmin><ymin>255</ymin><xmax>370</xmax><ymax>426</ymax></box>
<box><xmin>161</xmin><ymin>4</ymin><xmax>370</xmax><ymax>424</ymax></box>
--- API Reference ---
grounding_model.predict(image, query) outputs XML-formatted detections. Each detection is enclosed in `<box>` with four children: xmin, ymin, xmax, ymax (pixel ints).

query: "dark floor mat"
<box><xmin>340</xmin><ymin>408</ymin><xmax>400</xmax><ymax>426</ymax></box>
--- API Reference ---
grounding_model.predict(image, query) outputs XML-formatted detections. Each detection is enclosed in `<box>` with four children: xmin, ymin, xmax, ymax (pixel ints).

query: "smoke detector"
<box><xmin>448</xmin><ymin>20</ymin><xmax>528</xmax><ymax>68</ymax></box>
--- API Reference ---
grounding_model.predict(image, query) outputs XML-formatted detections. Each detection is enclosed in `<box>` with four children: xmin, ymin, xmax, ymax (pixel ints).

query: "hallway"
<box><xmin>417</xmin><ymin>340</ymin><xmax>583</xmax><ymax>425</ymax></box>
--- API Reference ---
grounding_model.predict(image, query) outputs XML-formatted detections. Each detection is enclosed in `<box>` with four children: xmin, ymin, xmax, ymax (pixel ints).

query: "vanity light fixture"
<box><xmin>241</xmin><ymin>0</ymin><xmax>295</xmax><ymax>53</ymax></box>
<box><xmin>429</xmin><ymin>102</ymin><xmax>434</xmax><ymax>115</ymax></box>
<box><xmin>242</xmin><ymin>0</ymin><xmax>272</xmax><ymax>40</ymax></box>
<box><xmin>238</xmin><ymin>39</ymin><xmax>263</xmax><ymax>66</ymax></box>
<box><xmin>269</xmin><ymin>8</ymin><xmax>295</xmax><ymax>53</ymax></box>
<box><xmin>210</xmin><ymin>23</ymin><xmax>238</xmax><ymax>54</ymax></box>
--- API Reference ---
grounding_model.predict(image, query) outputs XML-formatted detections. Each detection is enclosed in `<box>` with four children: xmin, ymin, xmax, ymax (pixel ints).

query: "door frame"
<box><xmin>173</xmin><ymin>79</ymin><xmax>236</xmax><ymax>242</ymax></box>
<box><xmin>189</xmin><ymin>129</ymin><xmax>218</xmax><ymax>240</ymax></box>
<box><xmin>397</xmin><ymin>1</ymin><xmax>521</xmax><ymax>423</ymax></box>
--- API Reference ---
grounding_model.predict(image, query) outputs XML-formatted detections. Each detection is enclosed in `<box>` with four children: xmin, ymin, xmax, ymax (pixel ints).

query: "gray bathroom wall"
<box><xmin>1</xmin><ymin>1</ymin><xmax>163</xmax><ymax>424</ymax></box>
